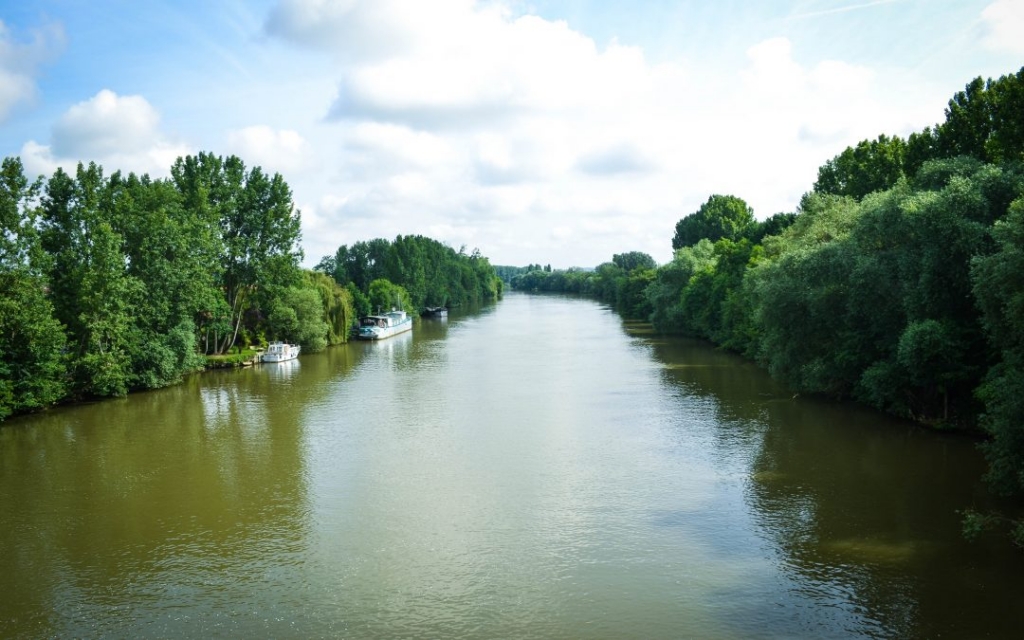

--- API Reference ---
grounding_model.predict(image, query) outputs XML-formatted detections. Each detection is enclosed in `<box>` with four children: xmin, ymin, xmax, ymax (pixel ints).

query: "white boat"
<box><xmin>358</xmin><ymin>309</ymin><xmax>413</xmax><ymax>340</ymax></box>
<box><xmin>262</xmin><ymin>341</ymin><xmax>301</xmax><ymax>362</ymax></box>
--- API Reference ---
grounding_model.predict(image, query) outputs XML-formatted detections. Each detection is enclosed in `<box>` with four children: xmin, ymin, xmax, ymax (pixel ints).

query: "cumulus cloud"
<box><xmin>268</xmin><ymin>1</ymin><xmax>669</xmax><ymax>129</ymax></box>
<box><xmin>981</xmin><ymin>0</ymin><xmax>1024</xmax><ymax>54</ymax></box>
<box><xmin>51</xmin><ymin>90</ymin><xmax>161</xmax><ymax>157</ymax></box>
<box><xmin>21</xmin><ymin>89</ymin><xmax>190</xmax><ymax>179</ymax></box>
<box><xmin>226</xmin><ymin>125</ymin><xmax>311</xmax><ymax>174</ymax></box>
<box><xmin>264</xmin><ymin>0</ymin><xmax>441</xmax><ymax>60</ymax></box>
<box><xmin>0</xmin><ymin>19</ymin><xmax>65</xmax><ymax>122</ymax></box>
<box><xmin>260</xmin><ymin>1</ymin><xmax>948</xmax><ymax>267</ymax></box>
<box><xmin>343</xmin><ymin>122</ymin><xmax>456</xmax><ymax>178</ymax></box>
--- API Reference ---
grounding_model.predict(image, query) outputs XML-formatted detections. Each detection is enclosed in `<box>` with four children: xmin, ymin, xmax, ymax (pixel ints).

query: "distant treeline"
<box><xmin>511</xmin><ymin>67</ymin><xmax>1024</xmax><ymax>525</ymax></box>
<box><xmin>314</xmin><ymin>237</ymin><xmax>502</xmax><ymax>318</ymax></box>
<box><xmin>0</xmin><ymin>152</ymin><xmax>500</xmax><ymax>420</ymax></box>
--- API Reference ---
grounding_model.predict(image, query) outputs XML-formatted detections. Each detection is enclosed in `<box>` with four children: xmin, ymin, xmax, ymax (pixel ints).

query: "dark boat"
<box><xmin>421</xmin><ymin>306</ymin><xmax>448</xmax><ymax>319</ymax></box>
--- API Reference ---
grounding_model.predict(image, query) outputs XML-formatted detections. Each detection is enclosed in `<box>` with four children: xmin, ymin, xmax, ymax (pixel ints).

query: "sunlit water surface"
<box><xmin>2</xmin><ymin>293</ymin><xmax>1022</xmax><ymax>639</ymax></box>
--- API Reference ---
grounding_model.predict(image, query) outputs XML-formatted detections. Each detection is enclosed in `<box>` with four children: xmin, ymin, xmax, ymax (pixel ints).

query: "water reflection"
<box><xmin>644</xmin><ymin>331</ymin><xmax>1024</xmax><ymax>639</ymax></box>
<box><xmin>259</xmin><ymin>357</ymin><xmax>301</xmax><ymax>381</ymax></box>
<box><xmin>0</xmin><ymin>346</ymin><xmax>359</xmax><ymax>638</ymax></box>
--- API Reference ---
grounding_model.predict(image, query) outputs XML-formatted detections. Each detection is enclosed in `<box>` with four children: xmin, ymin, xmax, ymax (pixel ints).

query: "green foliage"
<box><xmin>0</xmin><ymin>158</ymin><xmax>68</xmax><ymax>419</ymax></box>
<box><xmin>972</xmin><ymin>198</ymin><xmax>1024</xmax><ymax>495</ymax></box>
<box><xmin>672</xmin><ymin>194</ymin><xmax>754</xmax><ymax>249</ymax></box>
<box><xmin>0</xmin><ymin>148</ymin><xmax>420</xmax><ymax>419</ymax></box>
<box><xmin>616</xmin><ymin>268</ymin><xmax>655</xmax><ymax>320</ymax></box>
<box><xmin>346</xmin><ymin>282</ymin><xmax>371</xmax><ymax>319</ymax></box>
<box><xmin>814</xmin><ymin>66</ymin><xmax>1024</xmax><ymax>199</ymax></box>
<box><xmin>367</xmin><ymin>278</ymin><xmax>415</xmax><ymax>316</ymax></box>
<box><xmin>612</xmin><ymin>251</ymin><xmax>656</xmax><ymax>273</ymax></box>
<box><xmin>815</xmin><ymin>134</ymin><xmax>907</xmax><ymax>199</ymax></box>
<box><xmin>265</xmin><ymin>284</ymin><xmax>330</xmax><ymax>352</ymax></box>
<box><xmin>308</xmin><ymin>270</ymin><xmax>355</xmax><ymax>345</ymax></box>
<box><xmin>933</xmin><ymin>69</ymin><xmax>1024</xmax><ymax>164</ymax></box>
<box><xmin>0</xmin><ymin>271</ymin><xmax>67</xmax><ymax>419</ymax></box>
<box><xmin>508</xmin><ymin>251</ymin><xmax>661</xmax><ymax>320</ymax></box>
<box><xmin>170</xmin><ymin>152</ymin><xmax>303</xmax><ymax>354</ymax></box>
<box><xmin>0</xmin><ymin>149</ymin><xmax>316</xmax><ymax>417</ymax></box>
<box><xmin>326</xmin><ymin>236</ymin><xmax>502</xmax><ymax>312</ymax></box>
<box><xmin>746</xmin><ymin>175</ymin><xmax>992</xmax><ymax>424</ymax></box>
<box><xmin>744</xmin><ymin>212</ymin><xmax>797</xmax><ymax>244</ymax></box>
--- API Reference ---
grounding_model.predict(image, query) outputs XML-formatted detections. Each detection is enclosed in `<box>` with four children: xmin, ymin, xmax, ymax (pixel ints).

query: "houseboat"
<box><xmin>358</xmin><ymin>309</ymin><xmax>413</xmax><ymax>340</ymax></box>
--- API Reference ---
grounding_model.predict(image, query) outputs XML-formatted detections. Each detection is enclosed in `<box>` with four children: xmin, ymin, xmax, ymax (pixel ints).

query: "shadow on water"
<box><xmin>640</xmin><ymin>330</ymin><xmax>1024</xmax><ymax>639</ymax></box>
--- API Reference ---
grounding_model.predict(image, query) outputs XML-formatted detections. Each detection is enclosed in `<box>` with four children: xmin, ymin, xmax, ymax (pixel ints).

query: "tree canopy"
<box><xmin>672</xmin><ymin>194</ymin><xmax>755</xmax><ymax>249</ymax></box>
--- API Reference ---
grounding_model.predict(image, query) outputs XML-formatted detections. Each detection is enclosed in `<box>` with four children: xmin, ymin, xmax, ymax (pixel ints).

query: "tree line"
<box><xmin>510</xmin><ymin>66</ymin><xmax>1024</xmax><ymax>538</ymax></box>
<box><xmin>1</xmin><ymin>152</ymin><xmax>501</xmax><ymax>421</ymax></box>
<box><xmin>314</xmin><ymin>236</ymin><xmax>502</xmax><ymax>318</ymax></box>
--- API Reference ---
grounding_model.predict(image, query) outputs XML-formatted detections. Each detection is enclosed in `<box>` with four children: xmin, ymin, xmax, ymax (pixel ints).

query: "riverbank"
<box><xmin>203</xmin><ymin>348</ymin><xmax>262</xmax><ymax>369</ymax></box>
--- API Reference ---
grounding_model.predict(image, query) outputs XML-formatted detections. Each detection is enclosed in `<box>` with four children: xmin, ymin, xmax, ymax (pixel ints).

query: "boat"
<box><xmin>358</xmin><ymin>309</ymin><xmax>413</xmax><ymax>340</ymax></box>
<box><xmin>262</xmin><ymin>341</ymin><xmax>301</xmax><ymax>362</ymax></box>
<box><xmin>421</xmin><ymin>306</ymin><xmax>448</xmax><ymax>319</ymax></box>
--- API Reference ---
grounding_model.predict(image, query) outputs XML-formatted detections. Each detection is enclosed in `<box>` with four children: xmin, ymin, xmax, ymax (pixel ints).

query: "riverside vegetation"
<box><xmin>0</xmin><ymin>152</ymin><xmax>501</xmax><ymax>421</ymax></box>
<box><xmin>507</xmin><ymin>67</ymin><xmax>1024</xmax><ymax>542</ymax></box>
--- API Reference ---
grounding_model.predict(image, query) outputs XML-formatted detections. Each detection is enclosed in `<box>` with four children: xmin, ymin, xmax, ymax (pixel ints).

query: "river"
<box><xmin>2</xmin><ymin>292</ymin><xmax>1022</xmax><ymax>639</ymax></box>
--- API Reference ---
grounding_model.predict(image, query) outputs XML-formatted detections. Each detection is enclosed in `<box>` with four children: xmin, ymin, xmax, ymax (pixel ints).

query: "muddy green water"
<box><xmin>2</xmin><ymin>292</ymin><xmax>1022</xmax><ymax>639</ymax></box>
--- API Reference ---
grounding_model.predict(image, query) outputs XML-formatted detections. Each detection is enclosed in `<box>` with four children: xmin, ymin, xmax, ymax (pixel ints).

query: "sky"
<box><xmin>1</xmin><ymin>1</ymin><xmax>1023</xmax><ymax>268</ymax></box>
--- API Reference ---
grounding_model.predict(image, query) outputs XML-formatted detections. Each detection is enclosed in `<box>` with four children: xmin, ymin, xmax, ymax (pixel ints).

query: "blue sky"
<box><xmin>2</xmin><ymin>0</ymin><xmax>1022</xmax><ymax>267</ymax></box>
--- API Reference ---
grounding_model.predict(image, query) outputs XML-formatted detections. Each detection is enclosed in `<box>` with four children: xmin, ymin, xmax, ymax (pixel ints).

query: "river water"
<box><xmin>2</xmin><ymin>292</ymin><xmax>1022</xmax><ymax>639</ymax></box>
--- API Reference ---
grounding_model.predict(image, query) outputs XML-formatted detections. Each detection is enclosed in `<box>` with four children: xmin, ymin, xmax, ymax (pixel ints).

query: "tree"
<box><xmin>171</xmin><ymin>153</ymin><xmax>303</xmax><ymax>354</ymax></box>
<box><xmin>0</xmin><ymin>157</ymin><xmax>67</xmax><ymax>418</ymax></box>
<box><xmin>367</xmin><ymin>278</ymin><xmax>414</xmax><ymax>315</ymax></box>
<box><xmin>972</xmin><ymin>197</ymin><xmax>1024</xmax><ymax>496</ymax></box>
<box><xmin>307</xmin><ymin>270</ymin><xmax>356</xmax><ymax>345</ymax></box>
<box><xmin>39</xmin><ymin>163</ymin><xmax>139</xmax><ymax>397</ymax></box>
<box><xmin>647</xmin><ymin>240</ymin><xmax>716</xmax><ymax>333</ymax></box>
<box><xmin>933</xmin><ymin>67</ymin><xmax>1024</xmax><ymax>164</ymax></box>
<box><xmin>109</xmin><ymin>173</ymin><xmax>213</xmax><ymax>388</ymax></box>
<box><xmin>814</xmin><ymin>134</ymin><xmax>907</xmax><ymax>200</ymax></box>
<box><xmin>673</xmin><ymin>194</ymin><xmax>754</xmax><ymax>249</ymax></box>
<box><xmin>265</xmin><ymin>284</ymin><xmax>330</xmax><ymax>352</ymax></box>
<box><xmin>612</xmin><ymin>251</ymin><xmax>656</xmax><ymax>273</ymax></box>
<box><xmin>744</xmin><ymin>212</ymin><xmax>797</xmax><ymax>244</ymax></box>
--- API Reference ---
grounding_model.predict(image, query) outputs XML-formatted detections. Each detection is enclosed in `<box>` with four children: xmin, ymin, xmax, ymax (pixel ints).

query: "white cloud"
<box><xmin>52</xmin><ymin>90</ymin><xmax>161</xmax><ymax>157</ymax></box>
<box><xmin>269</xmin><ymin>0</ymin><xmax>673</xmax><ymax>130</ymax></box>
<box><xmin>21</xmin><ymin>90</ymin><xmax>190</xmax><ymax>179</ymax></box>
<box><xmin>345</xmin><ymin>122</ymin><xmax>456</xmax><ymax>176</ymax></box>
<box><xmin>252</xmin><ymin>2</ymin><xmax>976</xmax><ymax>267</ymax></box>
<box><xmin>265</xmin><ymin>0</ymin><xmax>453</xmax><ymax>61</ymax></box>
<box><xmin>226</xmin><ymin>125</ymin><xmax>311</xmax><ymax>174</ymax></box>
<box><xmin>576</xmin><ymin>143</ymin><xmax>656</xmax><ymax>176</ymax></box>
<box><xmin>0</xmin><ymin>20</ymin><xmax>65</xmax><ymax>122</ymax></box>
<box><xmin>981</xmin><ymin>0</ymin><xmax>1024</xmax><ymax>54</ymax></box>
<box><xmin>278</xmin><ymin>8</ymin><xmax>918</xmax><ymax>265</ymax></box>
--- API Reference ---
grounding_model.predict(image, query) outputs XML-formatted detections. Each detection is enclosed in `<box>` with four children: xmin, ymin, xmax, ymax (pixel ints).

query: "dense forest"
<box><xmin>509</xmin><ymin>66</ymin><xmax>1024</xmax><ymax>537</ymax></box>
<box><xmin>0</xmin><ymin>152</ymin><xmax>501</xmax><ymax>421</ymax></box>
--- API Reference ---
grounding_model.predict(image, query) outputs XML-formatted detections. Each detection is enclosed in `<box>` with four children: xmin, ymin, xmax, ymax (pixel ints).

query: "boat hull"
<box><xmin>422</xmin><ymin>306</ymin><xmax>448</xmax><ymax>318</ymax></box>
<box><xmin>357</xmin><ymin>320</ymin><xmax>413</xmax><ymax>340</ymax></box>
